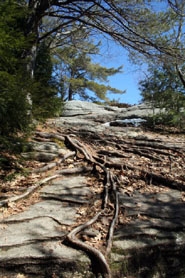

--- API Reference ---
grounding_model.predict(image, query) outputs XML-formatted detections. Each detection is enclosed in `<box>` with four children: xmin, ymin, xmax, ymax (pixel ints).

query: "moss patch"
<box><xmin>52</xmin><ymin>138</ymin><xmax>66</xmax><ymax>148</ymax></box>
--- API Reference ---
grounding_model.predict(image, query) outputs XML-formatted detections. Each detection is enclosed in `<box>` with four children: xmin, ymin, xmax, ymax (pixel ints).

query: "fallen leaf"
<box><xmin>7</xmin><ymin>201</ymin><xmax>15</xmax><ymax>208</ymax></box>
<box><xmin>16</xmin><ymin>274</ymin><xmax>25</xmax><ymax>278</ymax></box>
<box><xmin>68</xmin><ymin>164</ymin><xmax>74</xmax><ymax>168</ymax></box>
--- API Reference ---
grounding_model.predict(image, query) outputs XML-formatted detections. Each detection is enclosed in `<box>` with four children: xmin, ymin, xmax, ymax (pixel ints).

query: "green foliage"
<box><xmin>0</xmin><ymin>0</ymin><xmax>32</xmax><ymax>138</ymax></box>
<box><xmin>54</xmin><ymin>30</ymin><xmax>125</xmax><ymax>102</ymax></box>
<box><xmin>145</xmin><ymin>111</ymin><xmax>185</xmax><ymax>131</ymax></box>
<box><xmin>0</xmin><ymin>73</ymin><xmax>32</xmax><ymax>136</ymax></box>
<box><xmin>32</xmin><ymin>41</ymin><xmax>62</xmax><ymax>119</ymax></box>
<box><xmin>139</xmin><ymin>64</ymin><xmax>185</xmax><ymax>130</ymax></box>
<box><xmin>0</xmin><ymin>0</ymin><xmax>62</xmax><ymax>143</ymax></box>
<box><xmin>0</xmin><ymin>0</ymin><xmax>29</xmax><ymax>72</ymax></box>
<box><xmin>106</xmin><ymin>99</ymin><xmax>131</xmax><ymax>108</ymax></box>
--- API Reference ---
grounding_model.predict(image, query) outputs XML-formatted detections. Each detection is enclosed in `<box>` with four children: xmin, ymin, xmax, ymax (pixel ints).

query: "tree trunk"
<box><xmin>68</xmin><ymin>83</ymin><xmax>73</xmax><ymax>101</ymax></box>
<box><xmin>26</xmin><ymin>44</ymin><xmax>38</xmax><ymax>111</ymax></box>
<box><xmin>176</xmin><ymin>64</ymin><xmax>185</xmax><ymax>89</ymax></box>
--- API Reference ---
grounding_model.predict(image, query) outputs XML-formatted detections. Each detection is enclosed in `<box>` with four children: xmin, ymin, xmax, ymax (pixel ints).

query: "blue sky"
<box><xmin>92</xmin><ymin>39</ymin><xmax>147</xmax><ymax>105</ymax></box>
<box><xmin>90</xmin><ymin>0</ymin><xmax>169</xmax><ymax>105</ymax></box>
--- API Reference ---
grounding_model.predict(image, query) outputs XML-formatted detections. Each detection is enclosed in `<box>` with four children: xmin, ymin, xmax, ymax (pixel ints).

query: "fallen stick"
<box><xmin>33</xmin><ymin>162</ymin><xmax>58</xmax><ymax>173</ymax></box>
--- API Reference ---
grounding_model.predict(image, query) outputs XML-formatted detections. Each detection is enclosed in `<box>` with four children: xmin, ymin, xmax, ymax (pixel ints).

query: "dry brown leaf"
<box><xmin>92</xmin><ymin>233</ymin><xmax>101</xmax><ymax>243</ymax></box>
<box><xmin>68</xmin><ymin>164</ymin><xmax>74</xmax><ymax>168</ymax></box>
<box><xmin>7</xmin><ymin>201</ymin><xmax>15</xmax><ymax>208</ymax></box>
<box><xmin>16</xmin><ymin>274</ymin><xmax>26</xmax><ymax>278</ymax></box>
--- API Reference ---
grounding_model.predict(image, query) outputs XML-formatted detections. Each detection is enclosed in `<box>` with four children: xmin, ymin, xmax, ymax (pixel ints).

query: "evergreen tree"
<box><xmin>9</xmin><ymin>1</ymin><xmax>185</xmax><ymax>111</ymax></box>
<box><xmin>32</xmin><ymin>41</ymin><xmax>61</xmax><ymax>119</ymax></box>
<box><xmin>54</xmin><ymin>33</ymin><xmax>124</xmax><ymax>102</ymax></box>
<box><xmin>0</xmin><ymin>0</ymin><xmax>32</xmax><ymax>137</ymax></box>
<box><xmin>0</xmin><ymin>0</ymin><xmax>62</xmax><ymax>140</ymax></box>
<box><xmin>139</xmin><ymin>64</ymin><xmax>185</xmax><ymax>129</ymax></box>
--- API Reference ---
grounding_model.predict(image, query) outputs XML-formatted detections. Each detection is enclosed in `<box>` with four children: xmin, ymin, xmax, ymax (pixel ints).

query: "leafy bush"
<box><xmin>139</xmin><ymin>64</ymin><xmax>185</xmax><ymax>131</ymax></box>
<box><xmin>145</xmin><ymin>111</ymin><xmax>185</xmax><ymax>131</ymax></box>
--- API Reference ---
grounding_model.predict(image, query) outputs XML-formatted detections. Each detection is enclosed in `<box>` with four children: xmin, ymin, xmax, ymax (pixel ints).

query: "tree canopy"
<box><xmin>54</xmin><ymin>30</ymin><xmax>124</xmax><ymax>101</ymax></box>
<box><xmin>19</xmin><ymin>0</ymin><xmax>184</xmax><ymax>93</ymax></box>
<box><xmin>1</xmin><ymin>0</ymin><xmax>185</xmax><ymax>141</ymax></box>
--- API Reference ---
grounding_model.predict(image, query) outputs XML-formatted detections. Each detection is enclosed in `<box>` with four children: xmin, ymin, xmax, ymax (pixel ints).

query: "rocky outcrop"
<box><xmin>56</xmin><ymin>100</ymin><xmax>161</xmax><ymax>132</ymax></box>
<box><xmin>111</xmin><ymin>190</ymin><xmax>185</xmax><ymax>277</ymax></box>
<box><xmin>61</xmin><ymin>100</ymin><xmax>159</xmax><ymax>120</ymax></box>
<box><xmin>53</xmin><ymin>100</ymin><xmax>157</xmax><ymax>137</ymax></box>
<box><xmin>0</xmin><ymin>175</ymin><xmax>92</xmax><ymax>278</ymax></box>
<box><xmin>0</xmin><ymin>100</ymin><xmax>185</xmax><ymax>278</ymax></box>
<box><xmin>61</xmin><ymin>100</ymin><xmax>113</xmax><ymax>117</ymax></box>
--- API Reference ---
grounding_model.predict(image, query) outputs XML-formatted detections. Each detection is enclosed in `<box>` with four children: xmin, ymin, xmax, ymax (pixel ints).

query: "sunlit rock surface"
<box><xmin>1</xmin><ymin>101</ymin><xmax>185</xmax><ymax>278</ymax></box>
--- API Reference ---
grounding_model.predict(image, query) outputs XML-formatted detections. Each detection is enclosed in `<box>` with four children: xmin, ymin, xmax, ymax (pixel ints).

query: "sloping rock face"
<box><xmin>0</xmin><ymin>100</ymin><xmax>185</xmax><ymax>278</ymax></box>
<box><xmin>60</xmin><ymin>100</ymin><xmax>158</xmax><ymax>122</ymax></box>
<box><xmin>55</xmin><ymin>101</ymin><xmax>185</xmax><ymax>278</ymax></box>
<box><xmin>111</xmin><ymin>190</ymin><xmax>185</xmax><ymax>278</ymax></box>
<box><xmin>0</xmin><ymin>176</ymin><xmax>92</xmax><ymax>278</ymax></box>
<box><xmin>55</xmin><ymin>100</ymin><xmax>156</xmax><ymax>136</ymax></box>
<box><xmin>61</xmin><ymin>100</ymin><xmax>112</xmax><ymax>116</ymax></box>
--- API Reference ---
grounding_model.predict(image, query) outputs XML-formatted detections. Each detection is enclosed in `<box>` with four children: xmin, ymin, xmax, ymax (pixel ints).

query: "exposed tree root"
<box><xmin>64</xmin><ymin>133</ymin><xmax>185</xmax><ymax>277</ymax></box>
<box><xmin>98</xmin><ymin>148</ymin><xmax>162</xmax><ymax>162</ymax></box>
<box><xmin>35</xmin><ymin>131</ymin><xmax>65</xmax><ymax>142</ymax></box>
<box><xmin>1</xmin><ymin>126</ymin><xmax>184</xmax><ymax>277</ymax></box>
<box><xmin>0</xmin><ymin>215</ymin><xmax>68</xmax><ymax>226</ymax></box>
<box><xmin>86</xmin><ymin>133</ymin><xmax>184</xmax><ymax>155</ymax></box>
<box><xmin>106</xmin><ymin>174</ymin><xmax>119</xmax><ymax>255</ymax></box>
<box><xmin>92</xmin><ymin>157</ymin><xmax>185</xmax><ymax>191</ymax></box>
<box><xmin>98</xmin><ymin>150</ymin><xmax>131</xmax><ymax>159</ymax></box>
<box><xmin>55</xmin><ymin>165</ymin><xmax>93</xmax><ymax>175</ymax></box>
<box><xmin>33</xmin><ymin>151</ymin><xmax>75</xmax><ymax>173</ymax></box>
<box><xmin>41</xmin><ymin>194</ymin><xmax>89</xmax><ymax>204</ymax></box>
<box><xmin>65</xmin><ymin>135</ymin><xmax>94</xmax><ymax>161</ymax></box>
<box><xmin>102</xmin><ymin>135</ymin><xmax>185</xmax><ymax>152</ymax></box>
<box><xmin>0</xmin><ymin>164</ymin><xmax>94</xmax><ymax>208</ymax></box>
<box><xmin>0</xmin><ymin>175</ymin><xmax>61</xmax><ymax>208</ymax></box>
<box><xmin>113</xmin><ymin>163</ymin><xmax>184</xmax><ymax>191</ymax></box>
<box><xmin>126</xmin><ymin>148</ymin><xmax>163</xmax><ymax>161</ymax></box>
<box><xmin>65</xmin><ymin>135</ymin><xmax>120</xmax><ymax>278</ymax></box>
<box><xmin>126</xmin><ymin>140</ymin><xmax>185</xmax><ymax>152</ymax></box>
<box><xmin>67</xmin><ymin>211</ymin><xmax>111</xmax><ymax>278</ymax></box>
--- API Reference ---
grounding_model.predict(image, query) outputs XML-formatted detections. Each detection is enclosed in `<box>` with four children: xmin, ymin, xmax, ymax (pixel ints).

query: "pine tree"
<box><xmin>0</xmin><ymin>0</ymin><xmax>32</xmax><ymax>137</ymax></box>
<box><xmin>32</xmin><ymin>41</ymin><xmax>61</xmax><ymax>119</ymax></box>
<box><xmin>0</xmin><ymin>0</ymin><xmax>61</xmax><ymax>139</ymax></box>
<box><xmin>53</xmin><ymin>32</ymin><xmax>125</xmax><ymax>102</ymax></box>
